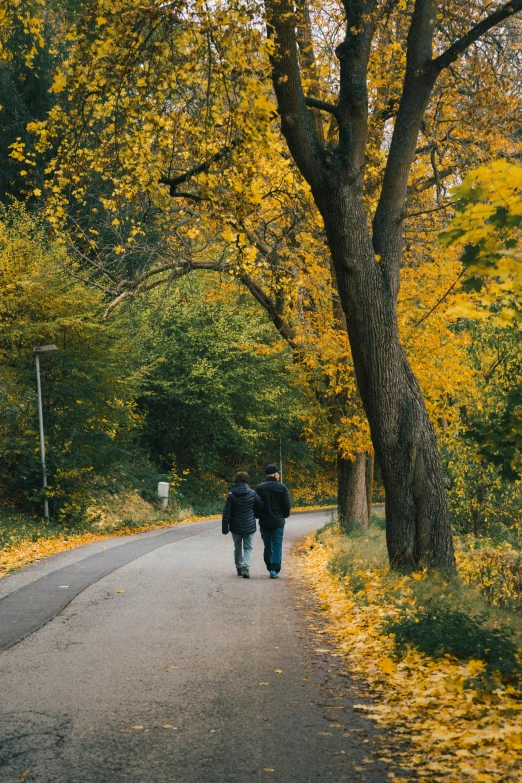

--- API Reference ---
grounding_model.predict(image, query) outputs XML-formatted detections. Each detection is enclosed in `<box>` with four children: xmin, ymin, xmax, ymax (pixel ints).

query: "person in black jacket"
<box><xmin>222</xmin><ymin>471</ymin><xmax>263</xmax><ymax>578</ymax></box>
<box><xmin>255</xmin><ymin>463</ymin><xmax>291</xmax><ymax>579</ymax></box>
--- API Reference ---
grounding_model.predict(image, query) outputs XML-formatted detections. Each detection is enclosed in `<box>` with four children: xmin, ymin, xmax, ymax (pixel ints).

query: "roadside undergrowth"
<box><xmin>0</xmin><ymin>493</ymin><xmax>205</xmax><ymax>579</ymax></box>
<box><xmin>456</xmin><ymin>537</ymin><xmax>522</xmax><ymax>612</ymax></box>
<box><xmin>296</xmin><ymin>520</ymin><xmax>522</xmax><ymax>782</ymax></box>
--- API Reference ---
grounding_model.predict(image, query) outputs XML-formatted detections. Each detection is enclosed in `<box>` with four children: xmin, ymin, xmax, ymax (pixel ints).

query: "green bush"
<box><xmin>384</xmin><ymin>600</ymin><xmax>520</xmax><ymax>681</ymax></box>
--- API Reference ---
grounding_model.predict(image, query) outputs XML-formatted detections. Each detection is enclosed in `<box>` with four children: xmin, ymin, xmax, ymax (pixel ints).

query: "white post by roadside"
<box><xmin>34</xmin><ymin>345</ymin><xmax>58</xmax><ymax>521</ymax></box>
<box><xmin>158</xmin><ymin>481</ymin><xmax>169</xmax><ymax>509</ymax></box>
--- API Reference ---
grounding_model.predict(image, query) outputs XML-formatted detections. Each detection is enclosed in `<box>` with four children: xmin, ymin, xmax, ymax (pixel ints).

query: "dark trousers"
<box><xmin>260</xmin><ymin>526</ymin><xmax>284</xmax><ymax>573</ymax></box>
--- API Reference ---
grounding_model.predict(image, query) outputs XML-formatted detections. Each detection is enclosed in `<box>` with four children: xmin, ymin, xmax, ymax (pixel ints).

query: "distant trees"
<box><xmin>0</xmin><ymin>206</ymin><xmax>332</xmax><ymax>518</ymax></box>
<box><xmin>135</xmin><ymin>276</ymin><xmax>335</xmax><ymax>507</ymax></box>
<box><xmin>0</xmin><ymin>205</ymin><xmax>146</xmax><ymax>519</ymax></box>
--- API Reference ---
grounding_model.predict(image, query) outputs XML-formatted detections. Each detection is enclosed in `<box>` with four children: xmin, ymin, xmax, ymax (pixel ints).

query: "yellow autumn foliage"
<box><xmin>441</xmin><ymin>160</ymin><xmax>522</xmax><ymax>326</ymax></box>
<box><xmin>457</xmin><ymin>540</ymin><xmax>522</xmax><ymax>612</ymax></box>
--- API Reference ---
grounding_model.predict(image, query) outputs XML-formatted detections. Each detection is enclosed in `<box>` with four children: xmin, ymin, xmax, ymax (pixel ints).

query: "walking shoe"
<box><xmin>269</xmin><ymin>570</ymin><xmax>277</xmax><ymax>579</ymax></box>
<box><xmin>242</xmin><ymin>568</ymin><xmax>250</xmax><ymax>579</ymax></box>
<box><xmin>237</xmin><ymin>568</ymin><xmax>243</xmax><ymax>576</ymax></box>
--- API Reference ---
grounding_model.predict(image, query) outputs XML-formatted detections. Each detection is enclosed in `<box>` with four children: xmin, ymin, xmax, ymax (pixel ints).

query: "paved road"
<box><xmin>0</xmin><ymin>512</ymin><xmax>391</xmax><ymax>783</ymax></box>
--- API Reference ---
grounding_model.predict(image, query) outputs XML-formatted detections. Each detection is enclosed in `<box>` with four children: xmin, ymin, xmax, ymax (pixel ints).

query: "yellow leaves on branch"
<box><xmin>298</xmin><ymin>533</ymin><xmax>522</xmax><ymax>783</ymax></box>
<box><xmin>442</xmin><ymin>161</ymin><xmax>522</xmax><ymax>326</ymax></box>
<box><xmin>50</xmin><ymin>72</ymin><xmax>67</xmax><ymax>94</ymax></box>
<box><xmin>0</xmin><ymin>0</ymin><xmax>46</xmax><ymax>67</ymax></box>
<box><xmin>399</xmin><ymin>247</ymin><xmax>475</xmax><ymax>427</ymax></box>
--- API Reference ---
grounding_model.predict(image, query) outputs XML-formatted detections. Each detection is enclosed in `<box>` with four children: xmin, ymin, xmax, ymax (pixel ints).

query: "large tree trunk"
<box><xmin>321</xmin><ymin>206</ymin><xmax>455</xmax><ymax>572</ymax></box>
<box><xmin>338</xmin><ymin>453</ymin><xmax>369</xmax><ymax>532</ymax></box>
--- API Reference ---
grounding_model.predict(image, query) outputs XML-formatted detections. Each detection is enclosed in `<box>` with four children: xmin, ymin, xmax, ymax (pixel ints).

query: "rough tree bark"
<box><xmin>338</xmin><ymin>453</ymin><xmax>369</xmax><ymax>531</ymax></box>
<box><xmin>265</xmin><ymin>0</ymin><xmax>522</xmax><ymax>571</ymax></box>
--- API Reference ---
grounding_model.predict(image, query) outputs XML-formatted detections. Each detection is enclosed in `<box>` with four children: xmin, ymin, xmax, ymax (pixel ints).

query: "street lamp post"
<box><xmin>279</xmin><ymin>434</ymin><xmax>283</xmax><ymax>485</ymax></box>
<box><xmin>34</xmin><ymin>345</ymin><xmax>58</xmax><ymax>520</ymax></box>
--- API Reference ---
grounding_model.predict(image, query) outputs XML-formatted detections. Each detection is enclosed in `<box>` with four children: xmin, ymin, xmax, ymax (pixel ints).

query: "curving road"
<box><xmin>0</xmin><ymin>511</ymin><xmax>392</xmax><ymax>783</ymax></box>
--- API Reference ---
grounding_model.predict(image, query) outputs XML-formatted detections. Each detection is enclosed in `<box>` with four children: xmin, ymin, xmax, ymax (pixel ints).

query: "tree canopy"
<box><xmin>1</xmin><ymin>0</ymin><xmax>521</xmax><ymax>563</ymax></box>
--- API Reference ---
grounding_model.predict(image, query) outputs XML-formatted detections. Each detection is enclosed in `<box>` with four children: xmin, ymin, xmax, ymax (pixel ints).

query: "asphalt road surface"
<box><xmin>0</xmin><ymin>511</ymin><xmax>393</xmax><ymax>783</ymax></box>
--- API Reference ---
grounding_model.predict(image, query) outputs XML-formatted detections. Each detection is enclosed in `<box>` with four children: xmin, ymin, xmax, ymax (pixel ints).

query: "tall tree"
<box><xmin>263</xmin><ymin>0</ymin><xmax>522</xmax><ymax>570</ymax></box>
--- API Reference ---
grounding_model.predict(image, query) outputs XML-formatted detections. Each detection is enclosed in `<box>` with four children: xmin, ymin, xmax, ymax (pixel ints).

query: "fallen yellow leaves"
<box><xmin>297</xmin><ymin>532</ymin><xmax>522</xmax><ymax>783</ymax></box>
<box><xmin>378</xmin><ymin>657</ymin><xmax>395</xmax><ymax>675</ymax></box>
<box><xmin>0</xmin><ymin>517</ymin><xmax>205</xmax><ymax>580</ymax></box>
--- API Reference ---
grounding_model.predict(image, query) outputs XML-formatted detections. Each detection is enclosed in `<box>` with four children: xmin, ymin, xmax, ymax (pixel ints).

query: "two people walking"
<box><xmin>222</xmin><ymin>464</ymin><xmax>291</xmax><ymax>579</ymax></box>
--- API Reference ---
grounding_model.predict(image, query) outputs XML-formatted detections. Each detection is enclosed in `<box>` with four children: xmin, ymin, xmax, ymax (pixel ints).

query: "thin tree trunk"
<box><xmin>365</xmin><ymin>452</ymin><xmax>374</xmax><ymax>521</ymax></box>
<box><xmin>337</xmin><ymin>453</ymin><xmax>369</xmax><ymax>532</ymax></box>
<box><xmin>472</xmin><ymin>484</ymin><xmax>485</xmax><ymax>537</ymax></box>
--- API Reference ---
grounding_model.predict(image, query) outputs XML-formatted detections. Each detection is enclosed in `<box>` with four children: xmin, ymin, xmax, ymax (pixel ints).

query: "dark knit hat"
<box><xmin>265</xmin><ymin>463</ymin><xmax>280</xmax><ymax>475</ymax></box>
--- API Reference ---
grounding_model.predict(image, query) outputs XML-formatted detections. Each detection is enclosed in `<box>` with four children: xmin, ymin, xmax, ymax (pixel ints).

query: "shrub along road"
<box><xmin>0</xmin><ymin>511</ymin><xmax>393</xmax><ymax>782</ymax></box>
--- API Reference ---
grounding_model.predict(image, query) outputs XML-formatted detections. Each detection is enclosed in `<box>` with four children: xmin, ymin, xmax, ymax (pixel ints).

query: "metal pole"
<box><xmin>35</xmin><ymin>352</ymin><xmax>49</xmax><ymax>520</ymax></box>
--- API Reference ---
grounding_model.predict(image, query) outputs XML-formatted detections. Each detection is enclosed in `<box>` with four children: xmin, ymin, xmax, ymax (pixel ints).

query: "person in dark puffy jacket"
<box><xmin>222</xmin><ymin>471</ymin><xmax>263</xmax><ymax>578</ymax></box>
<box><xmin>255</xmin><ymin>463</ymin><xmax>291</xmax><ymax>579</ymax></box>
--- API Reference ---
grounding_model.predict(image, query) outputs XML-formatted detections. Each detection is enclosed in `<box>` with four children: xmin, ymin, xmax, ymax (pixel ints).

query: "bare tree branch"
<box><xmin>160</xmin><ymin>137</ymin><xmax>242</xmax><ymax>195</ymax></box>
<box><xmin>434</xmin><ymin>0</ymin><xmax>522</xmax><ymax>72</ymax></box>
<box><xmin>403</xmin><ymin>201</ymin><xmax>456</xmax><ymax>219</ymax></box>
<box><xmin>103</xmin><ymin>253</ymin><xmax>298</xmax><ymax>349</ymax></box>
<box><xmin>169</xmin><ymin>191</ymin><xmax>207</xmax><ymax>202</ymax></box>
<box><xmin>335</xmin><ymin>0</ymin><xmax>378</xmax><ymax>169</ymax></box>
<box><xmin>373</xmin><ymin>0</ymin><xmax>439</xmax><ymax>269</ymax></box>
<box><xmin>408</xmin><ymin>166</ymin><xmax>457</xmax><ymax>195</ymax></box>
<box><xmin>265</xmin><ymin>0</ymin><xmax>324</xmax><ymax>186</ymax></box>
<box><xmin>239</xmin><ymin>272</ymin><xmax>298</xmax><ymax>348</ymax></box>
<box><xmin>405</xmin><ymin>269</ymin><xmax>465</xmax><ymax>336</ymax></box>
<box><xmin>304</xmin><ymin>96</ymin><xmax>339</xmax><ymax>118</ymax></box>
<box><xmin>297</xmin><ymin>0</ymin><xmax>326</xmax><ymax>142</ymax></box>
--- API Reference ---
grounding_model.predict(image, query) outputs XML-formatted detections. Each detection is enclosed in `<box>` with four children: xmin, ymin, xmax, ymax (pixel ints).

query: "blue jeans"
<box><xmin>260</xmin><ymin>527</ymin><xmax>284</xmax><ymax>574</ymax></box>
<box><xmin>232</xmin><ymin>533</ymin><xmax>254</xmax><ymax>570</ymax></box>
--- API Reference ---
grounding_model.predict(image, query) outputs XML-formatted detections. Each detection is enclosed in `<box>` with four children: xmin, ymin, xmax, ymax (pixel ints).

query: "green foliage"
<box><xmin>467</xmin><ymin>379</ymin><xmax>522</xmax><ymax>484</ymax></box>
<box><xmin>133</xmin><ymin>276</ymin><xmax>329</xmax><ymax>508</ymax></box>
<box><xmin>384</xmin><ymin>600</ymin><xmax>520</xmax><ymax>682</ymax></box>
<box><xmin>0</xmin><ymin>509</ymin><xmax>52</xmax><ymax>549</ymax></box>
<box><xmin>0</xmin><ymin>207</ymin><xmax>334</xmax><ymax>524</ymax></box>
<box><xmin>326</xmin><ymin>516</ymin><xmax>389</xmax><ymax>579</ymax></box>
<box><xmin>0</xmin><ymin>8</ymin><xmax>60</xmax><ymax>201</ymax></box>
<box><xmin>440</xmin><ymin>320</ymin><xmax>521</xmax><ymax>537</ymax></box>
<box><xmin>0</xmin><ymin>204</ymin><xmax>158</xmax><ymax>520</ymax></box>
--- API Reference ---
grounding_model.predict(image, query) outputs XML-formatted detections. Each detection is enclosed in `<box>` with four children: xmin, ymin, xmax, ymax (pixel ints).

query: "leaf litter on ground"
<box><xmin>295</xmin><ymin>529</ymin><xmax>522</xmax><ymax>783</ymax></box>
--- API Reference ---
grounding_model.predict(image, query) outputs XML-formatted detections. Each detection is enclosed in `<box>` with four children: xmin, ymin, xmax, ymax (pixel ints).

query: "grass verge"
<box><xmin>296</xmin><ymin>518</ymin><xmax>522</xmax><ymax>782</ymax></box>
